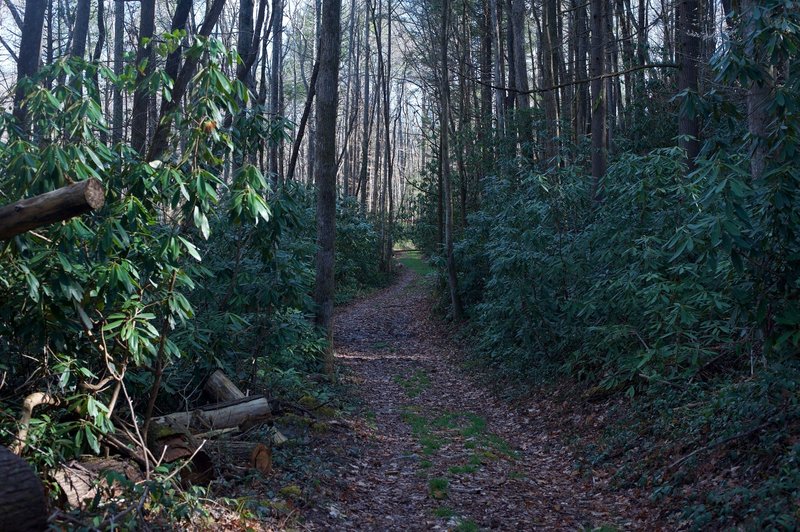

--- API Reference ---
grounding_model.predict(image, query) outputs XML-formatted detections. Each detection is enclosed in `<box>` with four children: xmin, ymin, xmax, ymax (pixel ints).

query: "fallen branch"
<box><xmin>11</xmin><ymin>392</ymin><xmax>60</xmax><ymax>455</ymax></box>
<box><xmin>0</xmin><ymin>179</ymin><xmax>104</xmax><ymax>240</ymax></box>
<box><xmin>669</xmin><ymin>418</ymin><xmax>779</xmax><ymax>471</ymax></box>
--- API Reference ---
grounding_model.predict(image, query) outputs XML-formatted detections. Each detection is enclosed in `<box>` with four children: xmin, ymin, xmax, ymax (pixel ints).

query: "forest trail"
<box><xmin>301</xmin><ymin>255</ymin><xmax>653</xmax><ymax>530</ymax></box>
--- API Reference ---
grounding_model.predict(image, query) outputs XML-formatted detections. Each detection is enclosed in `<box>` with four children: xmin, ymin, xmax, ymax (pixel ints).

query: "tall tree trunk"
<box><xmin>742</xmin><ymin>0</ymin><xmax>770</xmax><ymax>181</ymax></box>
<box><xmin>146</xmin><ymin>0</ymin><xmax>228</xmax><ymax>161</ymax></box>
<box><xmin>479</xmin><ymin>0</ymin><xmax>493</xmax><ymax>169</ymax></box>
<box><xmin>510</xmin><ymin>0</ymin><xmax>530</xmax><ymax>112</ymax></box>
<box><xmin>314</xmin><ymin>0</ymin><xmax>342</xmax><ymax>375</ymax></box>
<box><xmin>590</xmin><ymin>0</ymin><xmax>606</xmax><ymax>200</ymax></box>
<box><xmin>676</xmin><ymin>0</ymin><xmax>700</xmax><ymax>171</ymax></box>
<box><xmin>14</xmin><ymin>0</ymin><xmax>47</xmax><ymax>127</ymax></box>
<box><xmin>616</xmin><ymin>0</ymin><xmax>635</xmax><ymax>121</ymax></box>
<box><xmin>238</xmin><ymin>0</ymin><xmax>255</xmax><ymax>89</ymax></box>
<box><xmin>269</xmin><ymin>0</ymin><xmax>284</xmax><ymax>181</ymax></box>
<box><xmin>359</xmin><ymin>0</ymin><xmax>372</xmax><ymax>211</ymax></box>
<box><xmin>70</xmin><ymin>0</ymin><xmax>90</xmax><ymax>59</ymax></box>
<box><xmin>541</xmin><ymin>0</ymin><xmax>560</xmax><ymax>160</ymax></box>
<box><xmin>373</xmin><ymin>0</ymin><xmax>394</xmax><ymax>270</ymax></box>
<box><xmin>636</xmin><ymin>0</ymin><xmax>648</xmax><ymax>93</ymax></box>
<box><xmin>574</xmin><ymin>0</ymin><xmax>589</xmax><ymax>140</ymax></box>
<box><xmin>131</xmin><ymin>0</ymin><xmax>156</xmax><ymax>154</ymax></box>
<box><xmin>439</xmin><ymin>0</ymin><xmax>463</xmax><ymax>320</ymax></box>
<box><xmin>113</xmin><ymin>0</ymin><xmax>124</xmax><ymax>143</ymax></box>
<box><xmin>489</xmin><ymin>0</ymin><xmax>505</xmax><ymax>134</ymax></box>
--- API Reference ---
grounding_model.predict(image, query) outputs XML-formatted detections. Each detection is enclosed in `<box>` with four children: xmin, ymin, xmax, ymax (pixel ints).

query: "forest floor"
<box><xmin>267</xmin><ymin>253</ymin><xmax>661</xmax><ymax>531</ymax></box>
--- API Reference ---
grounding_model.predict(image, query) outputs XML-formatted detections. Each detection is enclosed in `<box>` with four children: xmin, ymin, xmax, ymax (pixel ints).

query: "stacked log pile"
<box><xmin>145</xmin><ymin>370</ymin><xmax>276</xmax><ymax>484</ymax></box>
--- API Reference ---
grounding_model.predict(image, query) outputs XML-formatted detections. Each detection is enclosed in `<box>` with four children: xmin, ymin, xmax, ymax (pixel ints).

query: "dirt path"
<box><xmin>301</xmin><ymin>263</ymin><xmax>652</xmax><ymax>531</ymax></box>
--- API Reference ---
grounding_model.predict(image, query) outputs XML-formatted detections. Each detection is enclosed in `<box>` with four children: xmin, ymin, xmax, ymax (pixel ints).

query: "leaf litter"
<box><xmin>291</xmin><ymin>264</ymin><xmax>663</xmax><ymax>530</ymax></box>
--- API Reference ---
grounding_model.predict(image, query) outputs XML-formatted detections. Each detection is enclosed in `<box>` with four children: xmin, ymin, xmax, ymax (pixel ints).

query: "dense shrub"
<box><xmin>0</xmin><ymin>39</ymin><xmax>386</xmax><ymax>496</ymax></box>
<box><xmin>403</xmin><ymin>1</ymin><xmax>800</xmax><ymax>526</ymax></box>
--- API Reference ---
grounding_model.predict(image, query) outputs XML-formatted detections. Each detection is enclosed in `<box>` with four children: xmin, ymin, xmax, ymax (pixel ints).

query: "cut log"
<box><xmin>52</xmin><ymin>457</ymin><xmax>143</xmax><ymax>509</ymax></box>
<box><xmin>204</xmin><ymin>370</ymin><xmax>246</xmax><ymax>402</ymax></box>
<box><xmin>151</xmin><ymin>395</ymin><xmax>271</xmax><ymax>432</ymax></box>
<box><xmin>0</xmin><ymin>179</ymin><xmax>105</xmax><ymax>240</ymax></box>
<box><xmin>146</xmin><ymin>422</ymin><xmax>215</xmax><ymax>486</ymax></box>
<box><xmin>205</xmin><ymin>440</ymin><xmax>272</xmax><ymax>475</ymax></box>
<box><xmin>0</xmin><ymin>445</ymin><xmax>48</xmax><ymax>531</ymax></box>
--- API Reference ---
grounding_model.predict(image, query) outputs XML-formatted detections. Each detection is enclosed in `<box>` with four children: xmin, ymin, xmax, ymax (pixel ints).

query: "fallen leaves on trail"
<box><xmin>297</xmin><ymin>265</ymin><xmax>662</xmax><ymax>531</ymax></box>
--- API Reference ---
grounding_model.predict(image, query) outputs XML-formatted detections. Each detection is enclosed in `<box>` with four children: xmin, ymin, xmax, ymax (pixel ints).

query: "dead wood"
<box><xmin>0</xmin><ymin>179</ymin><xmax>104</xmax><ymax>240</ymax></box>
<box><xmin>11</xmin><ymin>392</ymin><xmax>60</xmax><ymax>455</ymax></box>
<box><xmin>152</xmin><ymin>395</ymin><xmax>271</xmax><ymax>432</ymax></box>
<box><xmin>0</xmin><ymin>445</ymin><xmax>48</xmax><ymax>531</ymax></box>
<box><xmin>204</xmin><ymin>370</ymin><xmax>246</xmax><ymax>403</ymax></box>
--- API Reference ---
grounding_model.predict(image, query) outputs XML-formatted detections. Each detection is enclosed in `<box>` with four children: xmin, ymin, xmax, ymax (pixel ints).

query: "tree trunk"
<box><xmin>113</xmin><ymin>0</ymin><xmax>124</xmax><ymax>143</ymax></box>
<box><xmin>287</xmin><ymin>56</ymin><xmax>320</xmax><ymax>181</ymax></box>
<box><xmin>238</xmin><ymin>0</ymin><xmax>255</xmax><ymax>89</ymax></box>
<box><xmin>440</xmin><ymin>0</ymin><xmax>463</xmax><ymax>320</ymax></box>
<box><xmin>676</xmin><ymin>0</ymin><xmax>700</xmax><ymax>171</ymax></box>
<box><xmin>314</xmin><ymin>0</ymin><xmax>342</xmax><ymax>375</ymax></box>
<box><xmin>146</xmin><ymin>0</ymin><xmax>228</xmax><ymax>161</ymax></box>
<box><xmin>489</xmin><ymin>0</ymin><xmax>505</xmax><ymax>134</ymax></box>
<box><xmin>541</xmin><ymin>0</ymin><xmax>560</xmax><ymax>160</ymax></box>
<box><xmin>0</xmin><ymin>446</ymin><xmax>47</xmax><ymax>531</ymax></box>
<box><xmin>269</xmin><ymin>0</ymin><xmax>284</xmax><ymax>181</ymax></box>
<box><xmin>574</xmin><ymin>0</ymin><xmax>589</xmax><ymax>140</ymax></box>
<box><xmin>13</xmin><ymin>0</ymin><xmax>47</xmax><ymax>127</ymax></box>
<box><xmin>359</xmin><ymin>0</ymin><xmax>372</xmax><ymax>211</ymax></box>
<box><xmin>69</xmin><ymin>0</ymin><xmax>90</xmax><ymax>58</ymax></box>
<box><xmin>131</xmin><ymin>0</ymin><xmax>156</xmax><ymax>154</ymax></box>
<box><xmin>590</xmin><ymin>0</ymin><xmax>606</xmax><ymax>200</ymax></box>
<box><xmin>742</xmin><ymin>0</ymin><xmax>770</xmax><ymax>181</ymax></box>
<box><xmin>510</xmin><ymin>0</ymin><xmax>530</xmax><ymax>113</ymax></box>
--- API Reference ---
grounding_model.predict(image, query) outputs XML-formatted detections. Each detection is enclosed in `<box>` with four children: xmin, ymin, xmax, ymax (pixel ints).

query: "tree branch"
<box><xmin>457</xmin><ymin>62</ymin><xmax>679</xmax><ymax>95</ymax></box>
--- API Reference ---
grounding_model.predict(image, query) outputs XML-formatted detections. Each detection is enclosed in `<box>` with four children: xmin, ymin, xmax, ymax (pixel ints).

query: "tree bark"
<box><xmin>440</xmin><ymin>0</ymin><xmax>463</xmax><ymax>320</ymax></box>
<box><xmin>0</xmin><ymin>446</ymin><xmax>48</xmax><ymax>531</ymax></box>
<box><xmin>204</xmin><ymin>370</ymin><xmax>246</xmax><ymax>403</ymax></box>
<box><xmin>0</xmin><ymin>179</ymin><xmax>105</xmax><ymax>241</ymax></box>
<box><xmin>205</xmin><ymin>441</ymin><xmax>272</xmax><ymax>475</ymax></box>
<box><xmin>131</xmin><ymin>0</ymin><xmax>156</xmax><ymax>154</ymax></box>
<box><xmin>287</xmin><ymin>55</ymin><xmax>320</xmax><ymax>181</ymax></box>
<box><xmin>314</xmin><ymin>0</ymin><xmax>342</xmax><ymax>375</ymax></box>
<box><xmin>69</xmin><ymin>0</ymin><xmax>91</xmax><ymax>59</ymax></box>
<box><xmin>677</xmin><ymin>0</ymin><xmax>700</xmax><ymax>171</ymax></box>
<box><xmin>590</xmin><ymin>0</ymin><xmax>607</xmax><ymax>201</ymax></box>
<box><xmin>151</xmin><ymin>395</ymin><xmax>271</xmax><ymax>432</ymax></box>
<box><xmin>113</xmin><ymin>0</ymin><xmax>124</xmax><ymax>143</ymax></box>
<box><xmin>742</xmin><ymin>0</ymin><xmax>770</xmax><ymax>181</ymax></box>
<box><xmin>13</xmin><ymin>0</ymin><xmax>47</xmax><ymax>127</ymax></box>
<box><xmin>269</xmin><ymin>0</ymin><xmax>284</xmax><ymax>181</ymax></box>
<box><xmin>358</xmin><ymin>0</ymin><xmax>372</xmax><ymax>210</ymax></box>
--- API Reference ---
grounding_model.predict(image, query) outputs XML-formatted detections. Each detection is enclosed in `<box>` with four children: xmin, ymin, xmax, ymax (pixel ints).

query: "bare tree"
<box><xmin>131</xmin><ymin>0</ymin><xmax>156</xmax><ymax>153</ymax></box>
<box><xmin>677</xmin><ymin>0</ymin><xmax>700</xmax><ymax>171</ymax></box>
<box><xmin>439</xmin><ymin>0</ymin><xmax>463</xmax><ymax>320</ymax></box>
<box><xmin>314</xmin><ymin>0</ymin><xmax>342</xmax><ymax>374</ymax></box>
<box><xmin>590</xmin><ymin>0</ymin><xmax>606</xmax><ymax>200</ymax></box>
